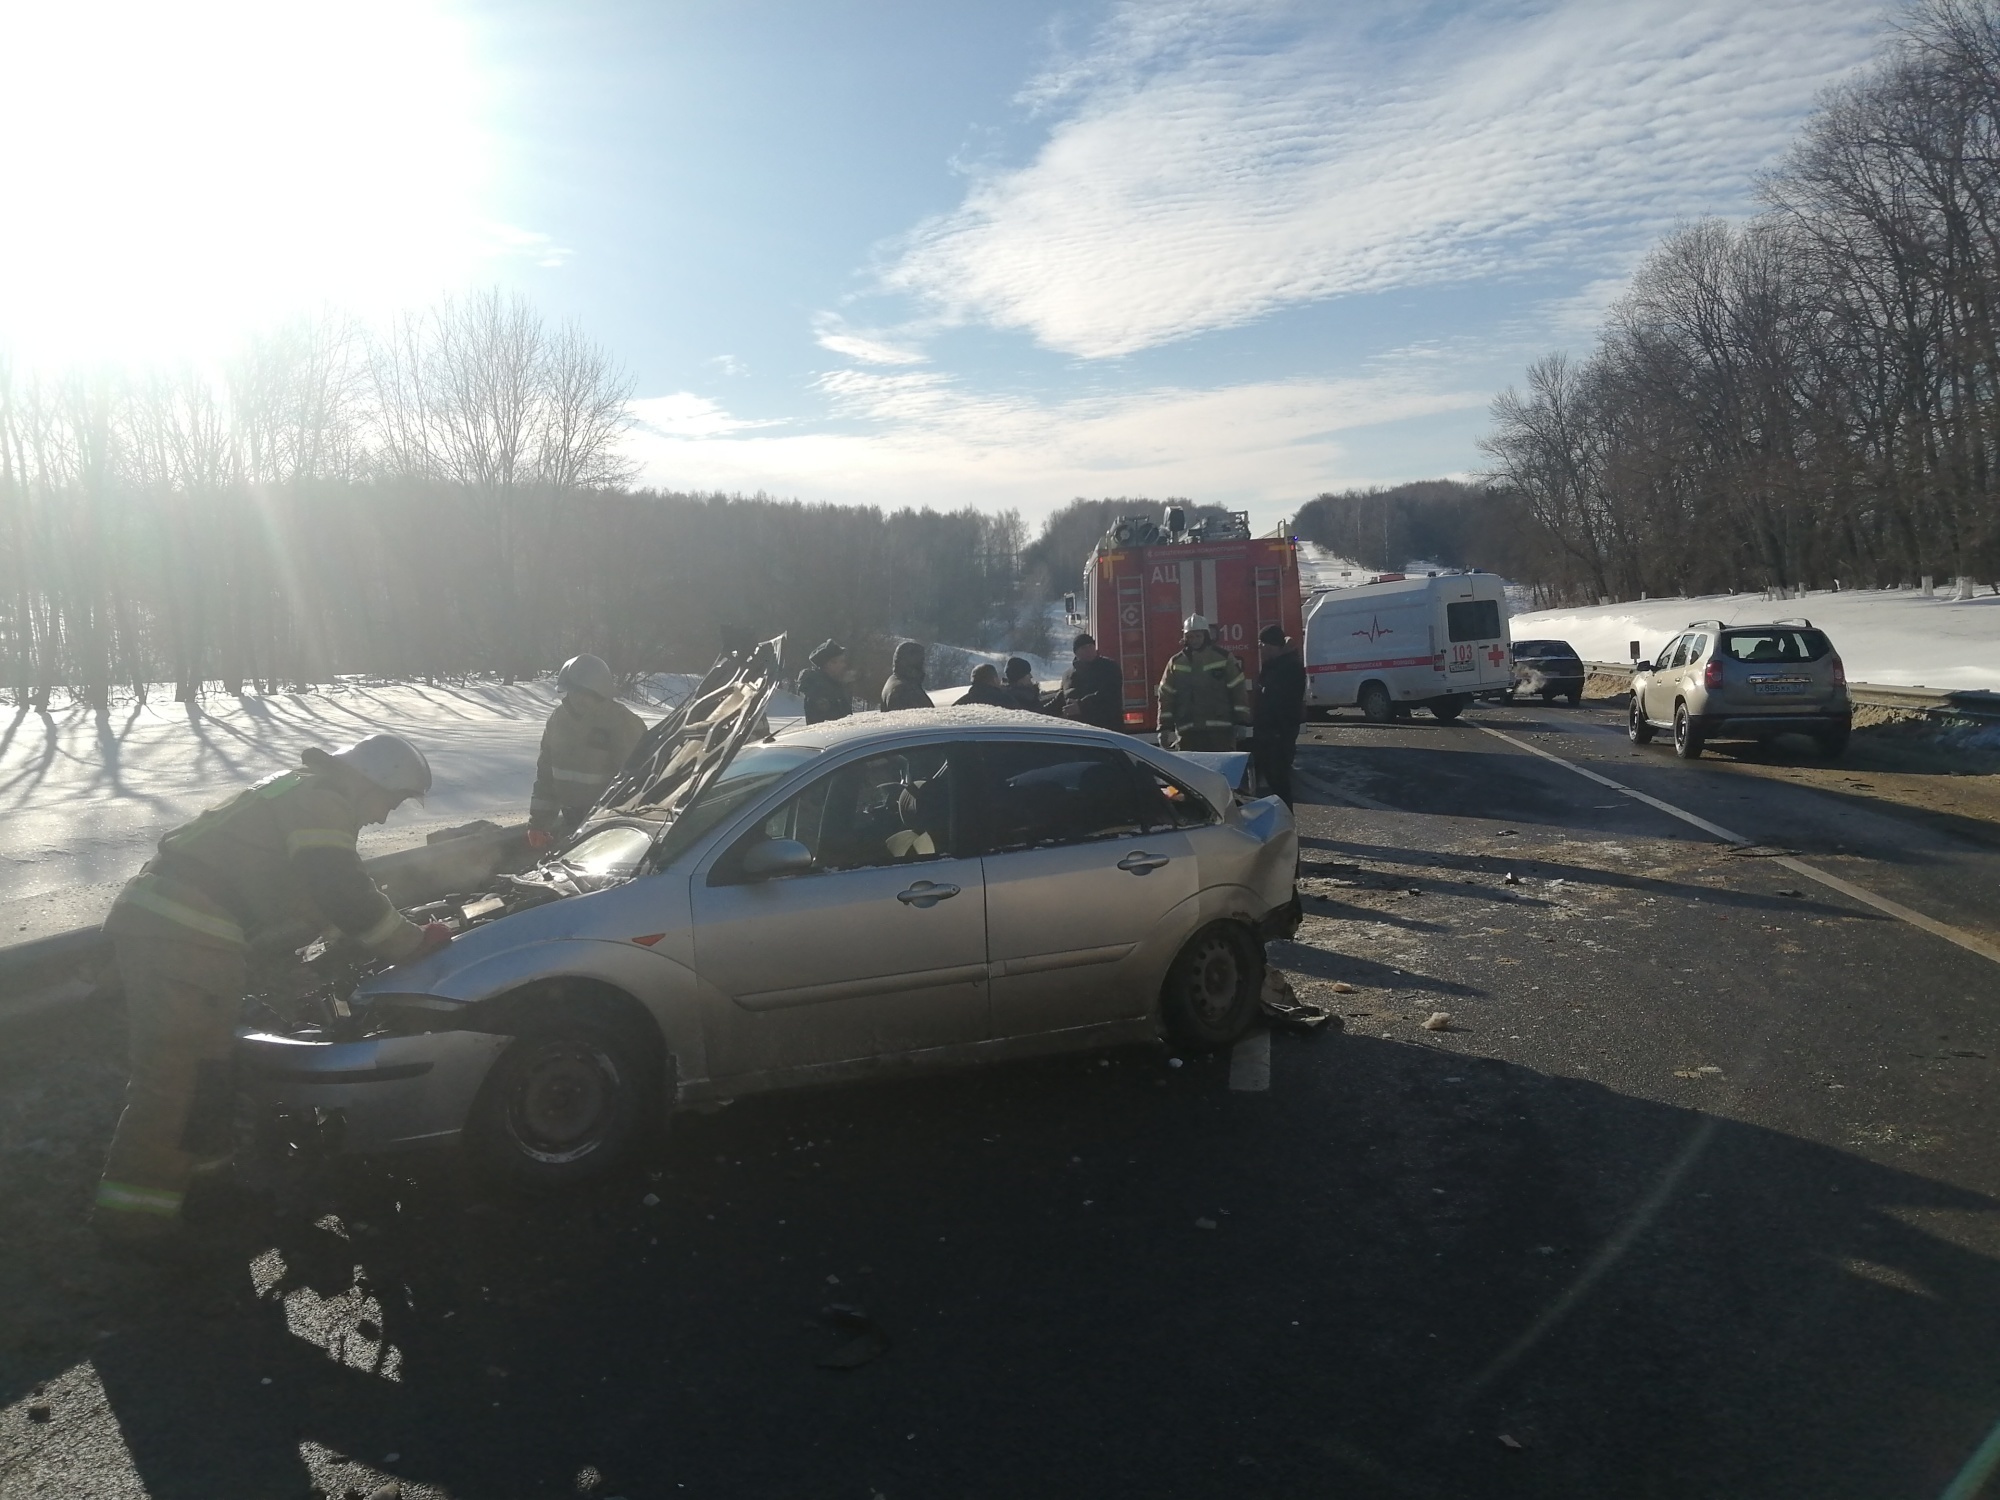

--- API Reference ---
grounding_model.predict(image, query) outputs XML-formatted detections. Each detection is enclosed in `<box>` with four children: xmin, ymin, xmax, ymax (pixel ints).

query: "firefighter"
<box><xmin>527</xmin><ymin>654</ymin><xmax>647</xmax><ymax>849</ymax></box>
<box><xmin>92</xmin><ymin>735</ymin><xmax>450</xmax><ymax>1253</ymax></box>
<box><xmin>1002</xmin><ymin>657</ymin><xmax>1043</xmax><ymax>711</ymax></box>
<box><xmin>1253</xmin><ymin>623</ymin><xmax>1307</xmax><ymax>806</ymax></box>
<box><xmin>796</xmin><ymin>639</ymin><xmax>855</xmax><ymax>724</ymax></box>
<box><xmin>956</xmin><ymin>662</ymin><xmax>1011</xmax><ymax>707</ymax></box>
<box><xmin>880</xmin><ymin>640</ymin><xmax>934</xmax><ymax>711</ymax></box>
<box><xmin>1048</xmin><ymin>632</ymin><xmax>1125</xmax><ymax>730</ymax></box>
<box><xmin>1156</xmin><ymin>614</ymin><xmax>1250</xmax><ymax>752</ymax></box>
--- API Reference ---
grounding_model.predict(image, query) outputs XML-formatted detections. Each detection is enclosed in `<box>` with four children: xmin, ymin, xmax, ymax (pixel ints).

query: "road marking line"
<box><xmin>1229</xmin><ymin>1029</ymin><xmax>1271</xmax><ymax>1091</ymax></box>
<box><xmin>1476</xmin><ymin>725</ymin><xmax>2000</xmax><ymax>970</ymax></box>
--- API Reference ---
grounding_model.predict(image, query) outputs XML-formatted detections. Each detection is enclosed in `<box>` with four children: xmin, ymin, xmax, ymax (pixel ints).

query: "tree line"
<box><xmin>0</xmin><ymin>292</ymin><xmax>1027</xmax><ymax>709</ymax></box>
<box><xmin>1481</xmin><ymin>0</ymin><xmax>2000</xmax><ymax>605</ymax></box>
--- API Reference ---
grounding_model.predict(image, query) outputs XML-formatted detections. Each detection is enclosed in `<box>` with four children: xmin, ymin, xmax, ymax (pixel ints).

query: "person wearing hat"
<box><xmin>880</xmin><ymin>640</ymin><xmax>934</xmax><ymax>711</ymax></box>
<box><xmin>91</xmin><ymin>735</ymin><xmax>450</xmax><ymax>1253</ymax></box>
<box><xmin>1047</xmin><ymin>632</ymin><xmax>1125</xmax><ymax>731</ymax></box>
<box><xmin>1253</xmin><ymin>623</ymin><xmax>1307</xmax><ymax>806</ymax></box>
<box><xmin>1001</xmin><ymin>656</ymin><xmax>1044</xmax><ymax>711</ymax></box>
<box><xmin>956</xmin><ymin>662</ymin><xmax>1012</xmax><ymax>707</ymax></box>
<box><xmin>797</xmin><ymin>639</ymin><xmax>856</xmax><ymax>724</ymax></box>
<box><xmin>528</xmin><ymin>654</ymin><xmax>648</xmax><ymax>848</ymax></box>
<box><xmin>1156</xmin><ymin>614</ymin><xmax>1250</xmax><ymax>752</ymax></box>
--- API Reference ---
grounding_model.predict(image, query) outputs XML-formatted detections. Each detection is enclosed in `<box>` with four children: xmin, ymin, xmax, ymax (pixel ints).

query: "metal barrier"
<box><xmin>1582</xmin><ymin>663</ymin><xmax>2000</xmax><ymax>722</ymax></box>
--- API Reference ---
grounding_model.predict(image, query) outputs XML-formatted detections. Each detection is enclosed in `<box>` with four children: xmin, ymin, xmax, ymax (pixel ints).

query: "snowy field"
<box><xmin>1510</xmin><ymin>589</ymin><xmax>2000</xmax><ymax>691</ymax></box>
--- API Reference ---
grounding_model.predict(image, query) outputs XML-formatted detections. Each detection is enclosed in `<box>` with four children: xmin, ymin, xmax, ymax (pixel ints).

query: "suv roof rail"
<box><xmin>1772</xmin><ymin>616</ymin><xmax>1813</xmax><ymax>627</ymax></box>
<box><xmin>1684</xmin><ymin>618</ymin><xmax>1725</xmax><ymax>630</ymax></box>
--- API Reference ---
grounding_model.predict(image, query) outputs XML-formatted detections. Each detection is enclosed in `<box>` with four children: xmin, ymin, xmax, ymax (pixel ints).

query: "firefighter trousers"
<box><xmin>94</xmin><ymin>932</ymin><xmax>245</xmax><ymax>1231</ymax></box>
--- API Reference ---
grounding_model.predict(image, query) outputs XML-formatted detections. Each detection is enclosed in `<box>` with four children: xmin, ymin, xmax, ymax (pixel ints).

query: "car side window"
<box><xmin>1133</xmin><ymin>758</ymin><xmax>1218</xmax><ymax>832</ymax></box>
<box><xmin>717</xmin><ymin>745</ymin><xmax>957</xmax><ymax>882</ymax></box>
<box><xmin>978</xmin><ymin>742</ymin><xmax>1147</xmax><ymax>853</ymax></box>
<box><xmin>1664</xmin><ymin>635</ymin><xmax>1690</xmax><ymax>669</ymax></box>
<box><xmin>1688</xmin><ymin>634</ymin><xmax>1709</xmax><ymax>662</ymax></box>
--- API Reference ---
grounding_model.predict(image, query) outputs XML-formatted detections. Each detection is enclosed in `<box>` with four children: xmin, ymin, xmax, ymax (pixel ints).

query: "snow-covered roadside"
<box><xmin>1509</xmin><ymin>588</ymin><xmax>2000</xmax><ymax>692</ymax></box>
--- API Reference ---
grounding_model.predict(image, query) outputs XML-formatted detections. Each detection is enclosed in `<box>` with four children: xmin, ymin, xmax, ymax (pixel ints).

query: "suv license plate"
<box><xmin>1751</xmin><ymin>677</ymin><xmax>1810</xmax><ymax>695</ymax></box>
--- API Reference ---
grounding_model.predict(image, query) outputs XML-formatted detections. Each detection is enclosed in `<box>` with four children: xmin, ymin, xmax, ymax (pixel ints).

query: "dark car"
<box><xmin>1506</xmin><ymin>639</ymin><xmax>1586</xmax><ymax>706</ymax></box>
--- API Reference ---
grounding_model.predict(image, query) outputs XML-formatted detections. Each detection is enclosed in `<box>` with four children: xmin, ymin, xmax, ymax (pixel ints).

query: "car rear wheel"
<box><xmin>1628</xmin><ymin>698</ymin><xmax>1654</xmax><ymax>744</ymax></box>
<box><xmin>1358</xmin><ymin>682</ymin><xmax>1394</xmax><ymax>723</ymax></box>
<box><xmin>1816</xmin><ymin>722</ymin><xmax>1851</xmax><ymax>758</ymax></box>
<box><xmin>1160</xmin><ymin>923</ymin><xmax>1264</xmax><ymax>1050</ymax></box>
<box><xmin>1430</xmin><ymin>696</ymin><xmax>1465</xmax><ymax>722</ymax></box>
<box><xmin>467</xmin><ymin>1018</ymin><xmax>649</xmax><ymax>1191</ymax></box>
<box><xmin>1565</xmin><ymin>688</ymin><xmax>1583</xmax><ymax>707</ymax></box>
<box><xmin>1673</xmin><ymin>704</ymin><xmax>1704</xmax><ymax>760</ymax></box>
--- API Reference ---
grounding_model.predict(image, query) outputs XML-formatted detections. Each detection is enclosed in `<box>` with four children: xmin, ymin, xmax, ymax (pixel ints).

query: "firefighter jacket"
<box><xmin>1157</xmin><ymin>644</ymin><xmax>1251</xmax><ymax>742</ymax></box>
<box><xmin>530</xmin><ymin>691</ymin><xmax>647</xmax><ymax>832</ymax></box>
<box><xmin>796</xmin><ymin>665</ymin><xmax>853</xmax><ymax>724</ymax></box>
<box><xmin>108</xmin><ymin>763</ymin><xmax>427</xmax><ymax>961</ymax></box>
<box><xmin>1049</xmin><ymin>655</ymin><xmax>1125</xmax><ymax>731</ymax></box>
<box><xmin>1254</xmin><ymin>648</ymin><xmax>1307</xmax><ymax>732</ymax></box>
<box><xmin>880</xmin><ymin>672</ymin><xmax>934</xmax><ymax>712</ymax></box>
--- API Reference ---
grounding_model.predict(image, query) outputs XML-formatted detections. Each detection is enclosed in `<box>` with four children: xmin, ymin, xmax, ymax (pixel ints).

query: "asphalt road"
<box><xmin>5</xmin><ymin>700</ymin><xmax>2000</xmax><ymax>1499</ymax></box>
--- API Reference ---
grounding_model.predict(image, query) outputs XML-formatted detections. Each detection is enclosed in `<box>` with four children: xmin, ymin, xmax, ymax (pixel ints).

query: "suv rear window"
<box><xmin>1719</xmin><ymin>630</ymin><xmax>1832</xmax><ymax>664</ymax></box>
<box><xmin>1446</xmin><ymin>600</ymin><xmax>1502</xmax><ymax>643</ymax></box>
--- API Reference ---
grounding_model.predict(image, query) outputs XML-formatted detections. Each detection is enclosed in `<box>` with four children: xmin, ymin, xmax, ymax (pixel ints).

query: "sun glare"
<box><xmin>0</xmin><ymin>0</ymin><xmax>495</xmax><ymax>364</ymax></box>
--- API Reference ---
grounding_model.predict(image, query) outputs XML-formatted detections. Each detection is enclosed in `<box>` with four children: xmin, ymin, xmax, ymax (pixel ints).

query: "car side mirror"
<box><xmin>740</xmin><ymin>838</ymin><xmax>814</xmax><ymax>881</ymax></box>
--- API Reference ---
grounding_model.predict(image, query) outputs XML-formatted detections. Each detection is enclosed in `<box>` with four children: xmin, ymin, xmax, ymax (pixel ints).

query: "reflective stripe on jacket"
<box><xmin>1157</xmin><ymin>645</ymin><xmax>1251</xmax><ymax>735</ymax></box>
<box><xmin>111</xmin><ymin>768</ymin><xmax>423</xmax><ymax>959</ymax></box>
<box><xmin>531</xmin><ymin>691</ymin><xmax>648</xmax><ymax>829</ymax></box>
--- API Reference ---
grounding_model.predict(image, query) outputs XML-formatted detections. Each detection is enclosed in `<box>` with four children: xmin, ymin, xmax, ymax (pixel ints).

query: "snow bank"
<box><xmin>1509</xmin><ymin>588</ymin><xmax>2000</xmax><ymax>691</ymax></box>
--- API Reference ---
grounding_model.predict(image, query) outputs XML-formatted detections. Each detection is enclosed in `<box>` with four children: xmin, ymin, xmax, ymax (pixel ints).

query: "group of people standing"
<box><xmin>791</xmin><ymin>616</ymin><xmax>1306</xmax><ymax>805</ymax></box>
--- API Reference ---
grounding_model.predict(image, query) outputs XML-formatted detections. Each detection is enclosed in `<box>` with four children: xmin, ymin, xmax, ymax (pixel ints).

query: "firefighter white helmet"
<box><xmin>1182</xmin><ymin>613</ymin><xmax>1211</xmax><ymax>636</ymax></box>
<box><xmin>556</xmin><ymin>653</ymin><xmax>616</xmax><ymax>698</ymax></box>
<box><xmin>328</xmin><ymin>734</ymin><xmax>432</xmax><ymax>801</ymax></box>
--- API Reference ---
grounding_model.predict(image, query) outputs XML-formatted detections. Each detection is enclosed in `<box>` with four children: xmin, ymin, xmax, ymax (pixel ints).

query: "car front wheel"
<box><xmin>467</xmin><ymin>1019</ymin><xmax>650</xmax><ymax>1190</ymax></box>
<box><xmin>1629</xmin><ymin>697</ymin><xmax>1654</xmax><ymax>744</ymax></box>
<box><xmin>1358</xmin><ymin>682</ymin><xmax>1393</xmax><ymax>723</ymax></box>
<box><xmin>1160</xmin><ymin>923</ymin><xmax>1264</xmax><ymax>1050</ymax></box>
<box><xmin>1673</xmin><ymin>704</ymin><xmax>1704</xmax><ymax>760</ymax></box>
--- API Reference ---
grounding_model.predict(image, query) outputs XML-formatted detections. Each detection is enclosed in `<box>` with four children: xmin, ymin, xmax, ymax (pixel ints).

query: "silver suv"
<box><xmin>1629</xmin><ymin>620</ymin><xmax>1851</xmax><ymax>760</ymax></box>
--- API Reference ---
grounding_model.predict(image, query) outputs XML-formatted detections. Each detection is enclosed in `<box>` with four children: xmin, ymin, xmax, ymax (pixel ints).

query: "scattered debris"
<box><xmin>641</xmin><ymin>1193</ymin><xmax>660</xmax><ymax>1208</ymax></box>
<box><xmin>1673</xmin><ymin>1065</ymin><xmax>1725</xmax><ymax>1080</ymax></box>
<box><xmin>1503</xmin><ymin>872</ymin><xmax>1520</xmax><ymax>886</ymax></box>
<box><xmin>1422</xmin><ymin>1012</ymin><xmax>1453</xmax><ymax>1032</ymax></box>
<box><xmin>1167</xmin><ymin>1057</ymin><xmax>1184</xmax><ymax>1069</ymax></box>
<box><xmin>1260</xmin><ymin>971</ymin><xmax>1336</xmax><ymax>1033</ymax></box>
<box><xmin>1195</xmin><ymin>1218</ymin><xmax>1218</xmax><ymax>1230</ymax></box>
<box><xmin>1330</xmin><ymin>981</ymin><xmax>1358</xmax><ymax>994</ymax></box>
<box><xmin>816</xmin><ymin>1304</ymin><xmax>889</xmax><ymax>1369</ymax></box>
<box><xmin>27</xmin><ymin>1403</ymin><xmax>51</xmax><ymax>1423</ymax></box>
<box><xmin>1497</xmin><ymin>1434</ymin><xmax>1524</xmax><ymax>1452</ymax></box>
<box><xmin>368</xmin><ymin>1483</ymin><xmax>402</xmax><ymax>1500</ymax></box>
<box><xmin>1777</xmin><ymin>889</ymin><xmax>1806</xmax><ymax>899</ymax></box>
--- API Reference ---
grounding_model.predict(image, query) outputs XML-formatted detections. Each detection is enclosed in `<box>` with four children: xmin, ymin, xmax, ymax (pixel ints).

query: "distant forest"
<box><xmin>1481</xmin><ymin>0</ymin><xmax>2000</xmax><ymax>606</ymax></box>
<box><xmin>0</xmin><ymin>293</ymin><xmax>1027</xmax><ymax>707</ymax></box>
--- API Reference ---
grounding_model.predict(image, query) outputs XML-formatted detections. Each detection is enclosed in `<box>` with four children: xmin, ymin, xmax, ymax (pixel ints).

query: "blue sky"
<box><xmin>1</xmin><ymin>0</ymin><xmax>1898</xmax><ymax>530</ymax></box>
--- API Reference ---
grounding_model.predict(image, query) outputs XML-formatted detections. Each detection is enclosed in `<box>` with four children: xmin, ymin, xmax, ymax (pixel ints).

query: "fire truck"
<box><xmin>1074</xmin><ymin>507</ymin><xmax>1305</xmax><ymax>735</ymax></box>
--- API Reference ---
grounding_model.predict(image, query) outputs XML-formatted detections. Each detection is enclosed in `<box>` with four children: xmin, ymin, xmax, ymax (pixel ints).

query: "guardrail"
<box><xmin>0</xmin><ymin>821</ymin><xmax>529</xmax><ymax>1026</ymax></box>
<box><xmin>1583</xmin><ymin>662</ymin><xmax>2000</xmax><ymax>721</ymax></box>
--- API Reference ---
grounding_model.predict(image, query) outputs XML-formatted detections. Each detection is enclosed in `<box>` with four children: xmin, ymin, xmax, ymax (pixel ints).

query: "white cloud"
<box><xmin>815</xmin><ymin>332</ymin><xmax>930</xmax><ymax>366</ymax></box>
<box><xmin>620</xmin><ymin>361</ymin><xmax>1487</xmax><ymax>524</ymax></box>
<box><xmin>628</xmin><ymin>393</ymin><xmax>787</xmax><ymax>440</ymax></box>
<box><xmin>884</xmin><ymin>0</ymin><xmax>1892</xmax><ymax>358</ymax></box>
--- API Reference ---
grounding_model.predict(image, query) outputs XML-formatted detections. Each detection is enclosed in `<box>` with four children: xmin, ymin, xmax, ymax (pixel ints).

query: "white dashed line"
<box><xmin>1475</xmin><ymin>724</ymin><xmax>2000</xmax><ymax>970</ymax></box>
<box><xmin>1228</xmin><ymin>1029</ymin><xmax>1271</xmax><ymax>1091</ymax></box>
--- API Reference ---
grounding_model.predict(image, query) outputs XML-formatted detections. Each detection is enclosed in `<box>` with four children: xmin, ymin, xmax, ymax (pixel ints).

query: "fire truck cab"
<box><xmin>1080</xmin><ymin>508</ymin><xmax>1305</xmax><ymax>736</ymax></box>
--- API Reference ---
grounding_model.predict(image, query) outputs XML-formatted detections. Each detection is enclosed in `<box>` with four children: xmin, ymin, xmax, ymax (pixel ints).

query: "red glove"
<box><xmin>413</xmin><ymin>921</ymin><xmax>454</xmax><ymax>959</ymax></box>
<box><xmin>526</xmin><ymin>828</ymin><xmax>554</xmax><ymax>851</ymax></box>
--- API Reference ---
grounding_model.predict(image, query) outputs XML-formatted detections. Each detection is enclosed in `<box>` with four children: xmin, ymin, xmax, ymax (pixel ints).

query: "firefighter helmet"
<box><xmin>1182</xmin><ymin>613</ymin><xmax>1211</xmax><ymax>636</ymax></box>
<box><xmin>556</xmin><ymin>653</ymin><xmax>615</xmax><ymax>698</ymax></box>
<box><xmin>326</xmin><ymin>734</ymin><xmax>432</xmax><ymax>801</ymax></box>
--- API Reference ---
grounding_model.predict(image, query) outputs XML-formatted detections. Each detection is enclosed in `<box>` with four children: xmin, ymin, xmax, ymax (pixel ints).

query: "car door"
<box><xmin>1645</xmin><ymin>635</ymin><xmax>1688</xmax><ymax>720</ymax></box>
<box><xmin>974</xmin><ymin>739</ymin><xmax>1199</xmax><ymax>1037</ymax></box>
<box><xmin>691</xmin><ymin>741</ymin><xmax>989</xmax><ymax>1076</ymax></box>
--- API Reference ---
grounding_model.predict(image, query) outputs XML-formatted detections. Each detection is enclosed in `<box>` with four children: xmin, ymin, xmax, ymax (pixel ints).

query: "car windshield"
<box><xmin>651</xmin><ymin>743</ymin><xmax>821</xmax><ymax>867</ymax></box>
<box><xmin>1721</xmin><ymin>630</ymin><xmax>1832</xmax><ymax>664</ymax></box>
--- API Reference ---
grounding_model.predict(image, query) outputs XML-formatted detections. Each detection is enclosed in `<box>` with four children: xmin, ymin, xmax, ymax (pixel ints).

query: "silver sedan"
<box><xmin>240</xmin><ymin>683</ymin><xmax>1298</xmax><ymax>1189</ymax></box>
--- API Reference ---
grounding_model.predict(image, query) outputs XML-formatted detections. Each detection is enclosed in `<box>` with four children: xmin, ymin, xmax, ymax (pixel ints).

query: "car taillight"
<box><xmin>1703</xmin><ymin>658</ymin><xmax>1723</xmax><ymax>690</ymax></box>
<box><xmin>1124</xmin><ymin>711</ymin><xmax>1146</xmax><ymax>724</ymax></box>
<box><xmin>1830</xmin><ymin>653</ymin><xmax>1845</xmax><ymax>689</ymax></box>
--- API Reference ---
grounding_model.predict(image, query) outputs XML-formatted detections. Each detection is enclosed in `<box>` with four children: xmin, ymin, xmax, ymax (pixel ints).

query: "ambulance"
<box><xmin>1303</xmin><ymin>570</ymin><xmax>1512</xmax><ymax>722</ymax></box>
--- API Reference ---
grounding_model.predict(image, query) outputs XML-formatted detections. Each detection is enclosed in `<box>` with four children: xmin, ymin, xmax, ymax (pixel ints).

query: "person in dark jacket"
<box><xmin>1047</xmin><ymin>632</ymin><xmax>1125</xmax><ymax>731</ymax></box>
<box><xmin>1002</xmin><ymin>657</ymin><xmax>1043</xmax><ymax>710</ymax></box>
<box><xmin>880</xmin><ymin>640</ymin><xmax>934</xmax><ymax>711</ymax></box>
<box><xmin>956</xmin><ymin>663</ymin><xmax>1011</xmax><ymax>707</ymax></box>
<box><xmin>1252</xmin><ymin>624</ymin><xmax>1307</xmax><ymax>806</ymax></box>
<box><xmin>797</xmin><ymin>639</ymin><xmax>855</xmax><ymax>724</ymax></box>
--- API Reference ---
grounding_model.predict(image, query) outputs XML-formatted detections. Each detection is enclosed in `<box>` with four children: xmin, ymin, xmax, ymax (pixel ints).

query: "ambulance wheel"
<box><xmin>1430</xmin><ymin>696</ymin><xmax>1466</xmax><ymax>723</ymax></box>
<box><xmin>1359</xmin><ymin>682</ymin><xmax>1394</xmax><ymax>723</ymax></box>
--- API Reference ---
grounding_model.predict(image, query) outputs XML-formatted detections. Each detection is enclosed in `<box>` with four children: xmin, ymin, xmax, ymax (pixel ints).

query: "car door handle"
<box><xmin>896</xmin><ymin>880</ymin><xmax>961</xmax><ymax>907</ymax></box>
<box><xmin>1117</xmin><ymin>852</ymin><xmax>1170</xmax><ymax>875</ymax></box>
